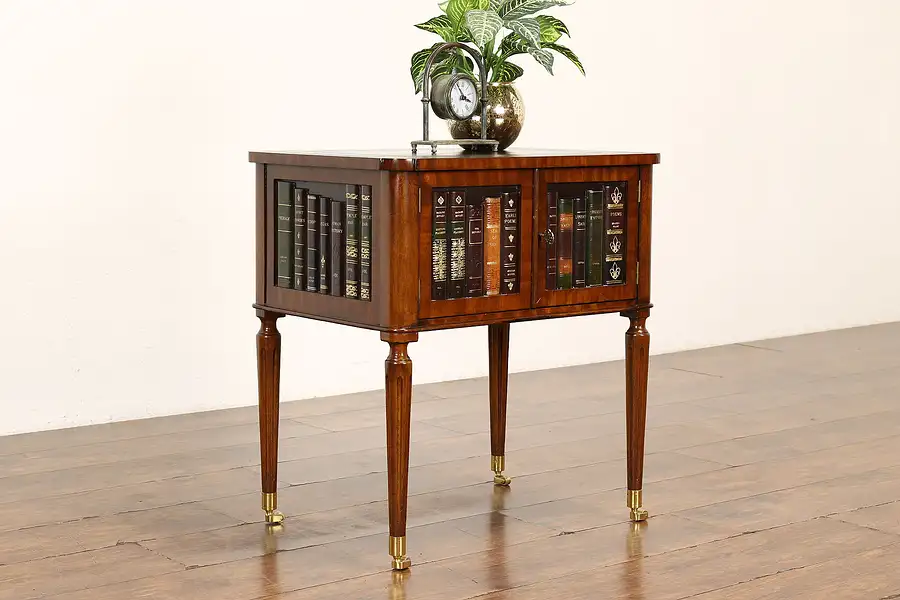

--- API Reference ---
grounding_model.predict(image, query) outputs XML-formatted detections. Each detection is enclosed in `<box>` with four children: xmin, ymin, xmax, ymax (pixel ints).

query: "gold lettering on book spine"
<box><xmin>484</xmin><ymin>197</ymin><xmax>501</xmax><ymax>296</ymax></box>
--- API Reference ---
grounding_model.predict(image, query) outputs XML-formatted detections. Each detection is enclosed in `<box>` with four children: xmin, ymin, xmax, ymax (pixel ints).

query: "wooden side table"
<box><xmin>249</xmin><ymin>149</ymin><xmax>660</xmax><ymax>570</ymax></box>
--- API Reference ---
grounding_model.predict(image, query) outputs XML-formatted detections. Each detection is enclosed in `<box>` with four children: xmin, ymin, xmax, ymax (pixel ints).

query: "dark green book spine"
<box><xmin>330</xmin><ymin>200</ymin><xmax>344</xmax><ymax>297</ymax></box>
<box><xmin>448</xmin><ymin>190</ymin><xmax>466</xmax><ymax>299</ymax></box>
<box><xmin>344</xmin><ymin>185</ymin><xmax>360</xmax><ymax>299</ymax></box>
<box><xmin>604</xmin><ymin>183</ymin><xmax>627</xmax><ymax>285</ymax></box>
<box><xmin>359</xmin><ymin>185</ymin><xmax>372</xmax><ymax>301</ymax></box>
<box><xmin>305</xmin><ymin>194</ymin><xmax>318</xmax><ymax>292</ymax></box>
<box><xmin>573</xmin><ymin>196</ymin><xmax>587</xmax><ymax>288</ymax></box>
<box><xmin>586</xmin><ymin>189</ymin><xmax>605</xmax><ymax>286</ymax></box>
<box><xmin>319</xmin><ymin>196</ymin><xmax>330</xmax><ymax>295</ymax></box>
<box><xmin>546</xmin><ymin>191</ymin><xmax>558</xmax><ymax>290</ymax></box>
<box><xmin>557</xmin><ymin>198</ymin><xmax>574</xmax><ymax>289</ymax></box>
<box><xmin>275</xmin><ymin>181</ymin><xmax>293</xmax><ymax>288</ymax></box>
<box><xmin>293</xmin><ymin>187</ymin><xmax>307</xmax><ymax>290</ymax></box>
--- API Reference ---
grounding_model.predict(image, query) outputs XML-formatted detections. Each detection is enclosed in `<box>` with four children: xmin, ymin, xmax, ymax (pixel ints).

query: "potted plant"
<box><xmin>411</xmin><ymin>0</ymin><xmax>585</xmax><ymax>151</ymax></box>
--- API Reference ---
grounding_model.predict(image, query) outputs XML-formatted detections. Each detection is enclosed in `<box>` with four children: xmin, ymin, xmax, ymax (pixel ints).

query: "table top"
<box><xmin>248</xmin><ymin>148</ymin><xmax>661</xmax><ymax>172</ymax></box>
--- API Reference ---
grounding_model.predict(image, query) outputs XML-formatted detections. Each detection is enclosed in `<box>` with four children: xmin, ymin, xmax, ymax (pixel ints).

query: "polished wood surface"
<box><xmin>488</xmin><ymin>323</ymin><xmax>510</xmax><ymax>459</ymax></box>
<box><xmin>1</xmin><ymin>323</ymin><xmax>899</xmax><ymax>598</ymax></box>
<box><xmin>257</xmin><ymin>311</ymin><xmax>283</xmax><ymax>496</ymax></box>
<box><xmin>624</xmin><ymin>308</ymin><xmax>651</xmax><ymax>492</ymax></box>
<box><xmin>248</xmin><ymin>148</ymin><xmax>661</xmax><ymax>172</ymax></box>
<box><xmin>382</xmin><ymin>332</ymin><xmax>417</xmax><ymax>541</ymax></box>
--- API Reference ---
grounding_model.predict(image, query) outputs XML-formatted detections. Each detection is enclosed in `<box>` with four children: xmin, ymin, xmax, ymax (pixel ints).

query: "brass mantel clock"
<box><xmin>411</xmin><ymin>42</ymin><xmax>500</xmax><ymax>154</ymax></box>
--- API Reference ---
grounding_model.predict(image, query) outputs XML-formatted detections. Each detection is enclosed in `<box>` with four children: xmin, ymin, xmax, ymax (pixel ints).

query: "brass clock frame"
<box><xmin>411</xmin><ymin>42</ymin><xmax>500</xmax><ymax>155</ymax></box>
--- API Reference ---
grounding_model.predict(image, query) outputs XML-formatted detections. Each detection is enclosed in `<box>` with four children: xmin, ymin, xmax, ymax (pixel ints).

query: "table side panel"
<box><xmin>262</xmin><ymin>164</ymin><xmax>390</xmax><ymax>327</ymax></box>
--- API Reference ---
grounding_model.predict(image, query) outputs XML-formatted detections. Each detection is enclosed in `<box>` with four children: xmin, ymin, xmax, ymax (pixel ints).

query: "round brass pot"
<box><xmin>448</xmin><ymin>82</ymin><xmax>524</xmax><ymax>152</ymax></box>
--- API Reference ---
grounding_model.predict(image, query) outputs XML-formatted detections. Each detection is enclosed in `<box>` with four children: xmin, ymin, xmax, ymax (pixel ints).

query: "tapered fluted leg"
<box><xmin>383</xmin><ymin>331</ymin><xmax>417</xmax><ymax>570</ymax></box>
<box><xmin>257</xmin><ymin>310</ymin><xmax>284</xmax><ymax>526</ymax></box>
<box><xmin>623</xmin><ymin>308</ymin><xmax>650</xmax><ymax>521</ymax></box>
<box><xmin>489</xmin><ymin>323</ymin><xmax>511</xmax><ymax>486</ymax></box>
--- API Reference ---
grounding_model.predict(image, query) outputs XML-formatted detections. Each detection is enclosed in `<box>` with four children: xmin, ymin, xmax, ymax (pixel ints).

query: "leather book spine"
<box><xmin>557</xmin><ymin>198</ymin><xmax>574</xmax><ymax>289</ymax></box>
<box><xmin>546</xmin><ymin>191</ymin><xmax>558</xmax><ymax>290</ymax></box>
<box><xmin>359</xmin><ymin>185</ymin><xmax>372</xmax><ymax>301</ymax></box>
<box><xmin>448</xmin><ymin>190</ymin><xmax>467</xmax><ymax>299</ymax></box>
<box><xmin>501</xmin><ymin>192</ymin><xmax>519</xmax><ymax>295</ymax></box>
<box><xmin>603</xmin><ymin>183</ymin><xmax>627</xmax><ymax>285</ymax></box>
<box><xmin>330</xmin><ymin>199</ymin><xmax>344</xmax><ymax>297</ymax></box>
<box><xmin>431</xmin><ymin>191</ymin><xmax>449</xmax><ymax>300</ymax></box>
<box><xmin>344</xmin><ymin>185</ymin><xmax>360</xmax><ymax>299</ymax></box>
<box><xmin>275</xmin><ymin>181</ymin><xmax>293</xmax><ymax>288</ymax></box>
<box><xmin>305</xmin><ymin>194</ymin><xmax>318</xmax><ymax>292</ymax></box>
<box><xmin>318</xmin><ymin>195</ymin><xmax>330</xmax><ymax>295</ymax></box>
<box><xmin>466</xmin><ymin>201</ymin><xmax>484</xmax><ymax>297</ymax></box>
<box><xmin>586</xmin><ymin>189</ymin><xmax>605</xmax><ymax>287</ymax></box>
<box><xmin>293</xmin><ymin>186</ymin><xmax>307</xmax><ymax>290</ymax></box>
<box><xmin>484</xmin><ymin>195</ymin><xmax>501</xmax><ymax>296</ymax></box>
<box><xmin>573</xmin><ymin>196</ymin><xmax>587</xmax><ymax>288</ymax></box>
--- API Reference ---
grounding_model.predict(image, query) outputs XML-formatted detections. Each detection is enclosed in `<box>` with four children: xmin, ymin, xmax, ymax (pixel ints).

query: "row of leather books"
<box><xmin>546</xmin><ymin>183</ymin><xmax>627</xmax><ymax>289</ymax></box>
<box><xmin>275</xmin><ymin>181</ymin><xmax>372</xmax><ymax>301</ymax></box>
<box><xmin>431</xmin><ymin>189</ymin><xmax>519</xmax><ymax>300</ymax></box>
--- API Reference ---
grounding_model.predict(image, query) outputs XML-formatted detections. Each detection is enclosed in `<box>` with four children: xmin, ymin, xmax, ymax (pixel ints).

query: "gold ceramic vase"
<box><xmin>449</xmin><ymin>82</ymin><xmax>524</xmax><ymax>152</ymax></box>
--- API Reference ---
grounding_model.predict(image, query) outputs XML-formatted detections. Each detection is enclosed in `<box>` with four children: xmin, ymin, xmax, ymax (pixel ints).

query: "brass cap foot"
<box><xmin>627</xmin><ymin>489</ymin><xmax>648</xmax><ymax>522</ymax></box>
<box><xmin>389</xmin><ymin>536</ymin><xmax>411</xmax><ymax>570</ymax></box>
<box><xmin>391</xmin><ymin>556</ymin><xmax>412</xmax><ymax>571</ymax></box>
<box><xmin>493</xmin><ymin>473</ymin><xmax>512</xmax><ymax>486</ymax></box>
<box><xmin>265</xmin><ymin>510</ymin><xmax>285</xmax><ymax>526</ymax></box>
<box><xmin>630</xmin><ymin>508</ymin><xmax>649</xmax><ymax>522</ymax></box>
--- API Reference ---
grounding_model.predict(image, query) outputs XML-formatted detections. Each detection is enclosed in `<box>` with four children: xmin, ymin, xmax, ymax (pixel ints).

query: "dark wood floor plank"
<box><xmin>690</xmin><ymin>543</ymin><xmax>900</xmax><ymax>600</ymax></box>
<box><xmin>471</xmin><ymin>519</ymin><xmax>898</xmax><ymax>600</ymax></box>
<box><xmin>0</xmin><ymin>543</ymin><xmax>182</xmax><ymax>600</ymax></box>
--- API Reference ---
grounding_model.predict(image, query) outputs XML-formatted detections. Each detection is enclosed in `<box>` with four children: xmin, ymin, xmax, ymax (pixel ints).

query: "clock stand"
<box><xmin>249</xmin><ymin>148</ymin><xmax>659</xmax><ymax>571</ymax></box>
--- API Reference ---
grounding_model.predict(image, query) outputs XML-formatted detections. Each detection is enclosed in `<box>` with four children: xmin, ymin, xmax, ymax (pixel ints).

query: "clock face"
<box><xmin>449</xmin><ymin>77</ymin><xmax>478</xmax><ymax>120</ymax></box>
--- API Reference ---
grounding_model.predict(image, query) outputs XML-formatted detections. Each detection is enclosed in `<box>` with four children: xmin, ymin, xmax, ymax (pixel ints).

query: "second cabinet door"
<box><xmin>533</xmin><ymin>167</ymin><xmax>639</xmax><ymax>308</ymax></box>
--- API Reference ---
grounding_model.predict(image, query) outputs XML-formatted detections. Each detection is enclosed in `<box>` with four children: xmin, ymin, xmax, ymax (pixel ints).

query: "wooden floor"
<box><xmin>2</xmin><ymin>323</ymin><xmax>900</xmax><ymax>599</ymax></box>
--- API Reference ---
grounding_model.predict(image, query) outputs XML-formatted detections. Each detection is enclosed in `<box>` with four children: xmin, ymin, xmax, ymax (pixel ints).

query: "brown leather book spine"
<box><xmin>546</xmin><ymin>191</ymin><xmax>558</xmax><ymax>290</ymax></box>
<box><xmin>466</xmin><ymin>202</ymin><xmax>484</xmax><ymax>297</ymax></box>
<box><xmin>484</xmin><ymin>196</ymin><xmax>501</xmax><ymax>296</ymax></box>
<box><xmin>603</xmin><ymin>183</ymin><xmax>626</xmax><ymax>285</ymax></box>
<box><xmin>359</xmin><ymin>185</ymin><xmax>372</xmax><ymax>301</ymax></box>
<box><xmin>573</xmin><ymin>196</ymin><xmax>587</xmax><ymax>288</ymax></box>
<box><xmin>448</xmin><ymin>190</ymin><xmax>467</xmax><ymax>299</ymax></box>
<box><xmin>557</xmin><ymin>197</ymin><xmax>574</xmax><ymax>289</ymax></box>
<box><xmin>318</xmin><ymin>195</ymin><xmax>330</xmax><ymax>295</ymax></box>
<box><xmin>330</xmin><ymin>199</ymin><xmax>344</xmax><ymax>297</ymax></box>
<box><xmin>501</xmin><ymin>192</ymin><xmax>519</xmax><ymax>295</ymax></box>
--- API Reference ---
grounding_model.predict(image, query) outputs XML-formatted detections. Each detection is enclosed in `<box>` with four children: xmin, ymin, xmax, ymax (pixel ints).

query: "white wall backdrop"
<box><xmin>1</xmin><ymin>0</ymin><xmax>899</xmax><ymax>436</ymax></box>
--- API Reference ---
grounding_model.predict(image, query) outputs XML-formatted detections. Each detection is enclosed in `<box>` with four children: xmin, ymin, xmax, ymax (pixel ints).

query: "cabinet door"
<box><xmin>533</xmin><ymin>167</ymin><xmax>639</xmax><ymax>308</ymax></box>
<box><xmin>418</xmin><ymin>169</ymin><xmax>533</xmax><ymax>320</ymax></box>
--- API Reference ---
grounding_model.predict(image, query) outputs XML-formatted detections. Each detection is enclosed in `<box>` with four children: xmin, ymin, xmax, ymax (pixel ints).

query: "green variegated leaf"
<box><xmin>535</xmin><ymin>15</ymin><xmax>569</xmax><ymax>42</ymax></box>
<box><xmin>411</xmin><ymin>43</ymin><xmax>446</xmax><ymax>93</ymax></box>
<box><xmin>498</xmin><ymin>33</ymin><xmax>530</xmax><ymax>58</ymax></box>
<box><xmin>490</xmin><ymin>0</ymin><xmax>504</xmax><ymax>9</ymax></box>
<box><xmin>507</xmin><ymin>17</ymin><xmax>541</xmax><ymax>48</ymax></box>
<box><xmin>446</xmin><ymin>0</ymin><xmax>480</xmax><ymax>27</ymax></box>
<box><xmin>415</xmin><ymin>15</ymin><xmax>455</xmax><ymax>41</ymax></box>
<box><xmin>491</xmin><ymin>60</ymin><xmax>525</xmax><ymax>82</ymax></box>
<box><xmin>465</xmin><ymin>9</ymin><xmax>503</xmax><ymax>47</ymax></box>
<box><xmin>545</xmin><ymin>42</ymin><xmax>584</xmax><ymax>74</ymax></box>
<box><xmin>528</xmin><ymin>46</ymin><xmax>554</xmax><ymax>74</ymax></box>
<box><xmin>477</xmin><ymin>0</ymin><xmax>491</xmax><ymax>8</ymax></box>
<box><xmin>498</xmin><ymin>0</ymin><xmax>573</xmax><ymax>22</ymax></box>
<box><xmin>438</xmin><ymin>0</ymin><xmax>450</xmax><ymax>12</ymax></box>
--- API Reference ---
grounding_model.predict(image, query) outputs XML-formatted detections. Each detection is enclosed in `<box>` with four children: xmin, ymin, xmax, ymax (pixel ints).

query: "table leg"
<box><xmin>488</xmin><ymin>323</ymin><xmax>511</xmax><ymax>486</ymax></box>
<box><xmin>382</xmin><ymin>331</ymin><xmax>417</xmax><ymax>571</ymax></box>
<box><xmin>623</xmin><ymin>308</ymin><xmax>650</xmax><ymax>522</ymax></box>
<box><xmin>256</xmin><ymin>310</ymin><xmax>284</xmax><ymax>527</ymax></box>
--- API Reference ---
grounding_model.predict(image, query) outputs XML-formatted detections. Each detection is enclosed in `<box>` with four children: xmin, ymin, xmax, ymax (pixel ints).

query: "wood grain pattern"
<box><xmin>623</xmin><ymin>307</ymin><xmax>650</xmax><ymax>492</ymax></box>
<box><xmin>489</xmin><ymin>323</ymin><xmax>510</xmax><ymax>458</ymax></box>
<box><xmin>257</xmin><ymin>311</ymin><xmax>282</xmax><ymax>495</ymax></box>
<box><xmin>382</xmin><ymin>331</ymin><xmax>417</xmax><ymax>538</ymax></box>
<box><xmin>0</xmin><ymin>325</ymin><xmax>899</xmax><ymax>599</ymax></box>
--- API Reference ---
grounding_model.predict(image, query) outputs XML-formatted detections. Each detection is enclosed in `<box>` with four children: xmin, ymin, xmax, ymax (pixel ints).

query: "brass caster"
<box><xmin>262</xmin><ymin>492</ymin><xmax>284</xmax><ymax>526</ymax></box>
<box><xmin>491</xmin><ymin>455</ymin><xmax>512</xmax><ymax>487</ymax></box>
<box><xmin>389</xmin><ymin>536</ymin><xmax>412</xmax><ymax>571</ymax></box>
<box><xmin>265</xmin><ymin>510</ymin><xmax>285</xmax><ymax>526</ymax></box>
<box><xmin>627</xmin><ymin>489</ymin><xmax>649</xmax><ymax>522</ymax></box>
